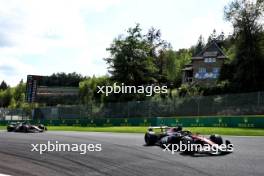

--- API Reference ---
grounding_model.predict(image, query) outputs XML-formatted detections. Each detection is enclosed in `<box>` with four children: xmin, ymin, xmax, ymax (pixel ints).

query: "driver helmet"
<box><xmin>172</xmin><ymin>126</ymin><xmax>182</xmax><ymax>132</ymax></box>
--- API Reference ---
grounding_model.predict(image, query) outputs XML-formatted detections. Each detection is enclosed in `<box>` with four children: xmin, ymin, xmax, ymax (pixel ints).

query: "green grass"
<box><xmin>1</xmin><ymin>125</ymin><xmax>264</xmax><ymax>136</ymax></box>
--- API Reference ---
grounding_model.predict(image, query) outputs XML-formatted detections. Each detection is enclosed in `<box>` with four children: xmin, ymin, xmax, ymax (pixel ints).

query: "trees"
<box><xmin>222</xmin><ymin>0</ymin><xmax>264</xmax><ymax>91</ymax></box>
<box><xmin>39</xmin><ymin>72</ymin><xmax>84</xmax><ymax>87</ymax></box>
<box><xmin>0</xmin><ymin>80</ymin><xmax>26</xmax><ymax>108</ymax></box>
<box><xmin>105</xmin><ymin>24</ymin><xmax>169</xmax><ymax>86</ymax></box>
<box><xmin>207</xmin><ymin>29</ymin><xmax>226</xmax><ymax>44</ymax></box>
<box><xmin>0</xmin><ymin>88</ymin><xmax>12</xmax><ymax>107</ymax></box>
<box><xmin>0</xmin><ymin>81</ymin><xmax>8</xmax><ymax>90</ymax></box>
<box><xmin>190</xmin><ymin>35</ymin><xmax>205</xmax><ymax>57</ymax></box>
<box><xmin>194</xmin><ymin>35</ymin><xmax>205</xmax><ymax>55</ymax></box>
<box><xmin>146</xmin><ymin>27</ymin><xmax>170</xmax><ymax>83</ymax></box>
<box><xmin>79</xmin><ymin>76</ymin><xmax>110</xmax><ymax>104</ymax></box>
<box><xmin>161</xmin><ymin>49</ymin><xmax>192</xmax><ymax>97</ymax></box>
<box><xmin>207</xmin><ymin>29</ymin><xmax>217</xmax><ymax>44</ymax></box>
<box><xmin>104</xmin><ymin>24</ymin><xmax>195</xmax><ymax>100</ymax></box>
<box><xmin>13</xmin><ymin>80</ymin><xmax>26</xmax><ymax>108</ymax></box>
<box><xmin>164</xmin><ymin>49</ymin><xmax>192</xmax><ymax>87</ymax></box>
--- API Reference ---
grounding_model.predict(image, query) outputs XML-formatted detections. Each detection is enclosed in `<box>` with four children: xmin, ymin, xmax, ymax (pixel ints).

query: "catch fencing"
<box><xmin>0</xmin><ymin>108</ymin><xmax>30</xmax><ymax>121</ymax></box>
<box><xmin>32</xmin><ymin>91</ymin><xmax>264</xmax><ymax>119</ymax></box>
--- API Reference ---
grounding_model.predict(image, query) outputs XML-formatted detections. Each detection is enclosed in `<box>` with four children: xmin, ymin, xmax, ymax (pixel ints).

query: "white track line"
<box><xmin>0</xmin><ymin>174</ymin><xmax>12</xmax><ymax>176</ymax></box>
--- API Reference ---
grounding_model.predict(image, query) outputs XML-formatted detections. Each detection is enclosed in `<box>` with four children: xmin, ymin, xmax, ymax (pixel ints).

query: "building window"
<box><xmin>212</xmin><ymin>58</ymin><xmax>216</xmax><ymax>62</ymax></box>
<box><xmin>213</xmin><ymin>67</ymin><xmax>220</xmax><ymax>73</ymax></box>
<box><xmin>198</xmin><ymin>67</ymin><xmax>206</xmax><ymax>73</ymax></box>
<box><xmin>212</xmin><ymin>67</ymin><xmax>220</xmax><ymax>78</ymax></box>
<box><xmin>204</xmin><ymin>57</ymin><xmax>216</xmax><ymax>63</ymax></box>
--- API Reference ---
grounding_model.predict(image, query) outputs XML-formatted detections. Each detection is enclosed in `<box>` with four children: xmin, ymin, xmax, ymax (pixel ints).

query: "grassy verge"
<box><xmin>1</xmin><ymin>126</ymin><xmax>264</xmax><ymax>136</ymax></box>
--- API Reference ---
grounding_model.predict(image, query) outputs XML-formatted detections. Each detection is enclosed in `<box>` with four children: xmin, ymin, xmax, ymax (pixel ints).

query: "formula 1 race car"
<box><xmin>7</xmin><ymin>122</ymin><xmax>47</xmax><ymax>133</ymax></box>
<box><xmin>144</xmin><ymin>126</ymin><xmax>233</xmax><ymax>155</ymax></box>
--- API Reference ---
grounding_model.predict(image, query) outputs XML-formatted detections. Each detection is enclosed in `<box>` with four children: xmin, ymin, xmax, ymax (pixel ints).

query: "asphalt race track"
<box><xmin>0</xmin><ymin>131</ymin><xmax>263</xmax><ymax>176</ymax></box>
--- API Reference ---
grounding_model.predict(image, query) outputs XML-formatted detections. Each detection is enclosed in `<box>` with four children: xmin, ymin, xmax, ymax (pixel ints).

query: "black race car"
<box><xmin>144</xmin><ymin>126</ymin><xmax>233</xmax><ymax>155</ymax></box>
<box><xmin>7</xmin><ymin>122</ymin><xmax>47</xmax><ymax>133</ymax></box>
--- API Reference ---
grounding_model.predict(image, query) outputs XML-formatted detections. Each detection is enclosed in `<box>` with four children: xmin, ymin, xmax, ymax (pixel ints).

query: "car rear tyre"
<box><xmin>7</xmin><ymin>126</ymin><xmax>14</xmax><ymax>132</ymax></box>
<box><xmin>209</xmin><ymin>134</ymin><xmax>223</xmax><ymax>145</ymax></box>
<box><xmin>144</xmin><ymin>132</ymin><xmax>157</xmax><ymax>146</ymax></box>
<box><xmin>23</xmin><ymin>126</ymin><xmax>28</xmax><ymax>133</ymax></box>
<box><xmin>181</xmin><ymin>136</ymin><xmax>195</xmax><ymax>155</ymax></box>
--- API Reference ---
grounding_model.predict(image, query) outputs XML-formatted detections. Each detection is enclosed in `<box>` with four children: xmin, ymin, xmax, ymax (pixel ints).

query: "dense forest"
<box><xmin>0</xmin><ymin>0</ymin><xmax>264</xmax><ymax>108</ymax></box>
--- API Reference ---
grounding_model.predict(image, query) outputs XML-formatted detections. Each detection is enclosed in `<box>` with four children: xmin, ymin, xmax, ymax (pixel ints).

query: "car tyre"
<box><xmin>144</xmin><ymin>132</ymin><xmax>157</xmax><ymax>146</ymax></box>
<box><xmin>181</xmin><ymin>136</ymin><xmax>195</xmax><ymax>155</ymax></box>
<box><xmin>209</xmin><ymin>134</ymin><xmax>223</xmax><ymax>145</ymax></box>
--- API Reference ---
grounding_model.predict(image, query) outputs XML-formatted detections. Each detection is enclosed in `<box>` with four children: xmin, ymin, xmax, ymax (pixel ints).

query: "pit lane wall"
<box><xmin>1</xmin><ymin>116</ymin><xmax>264</xmax><ymax>128</ymax></box>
